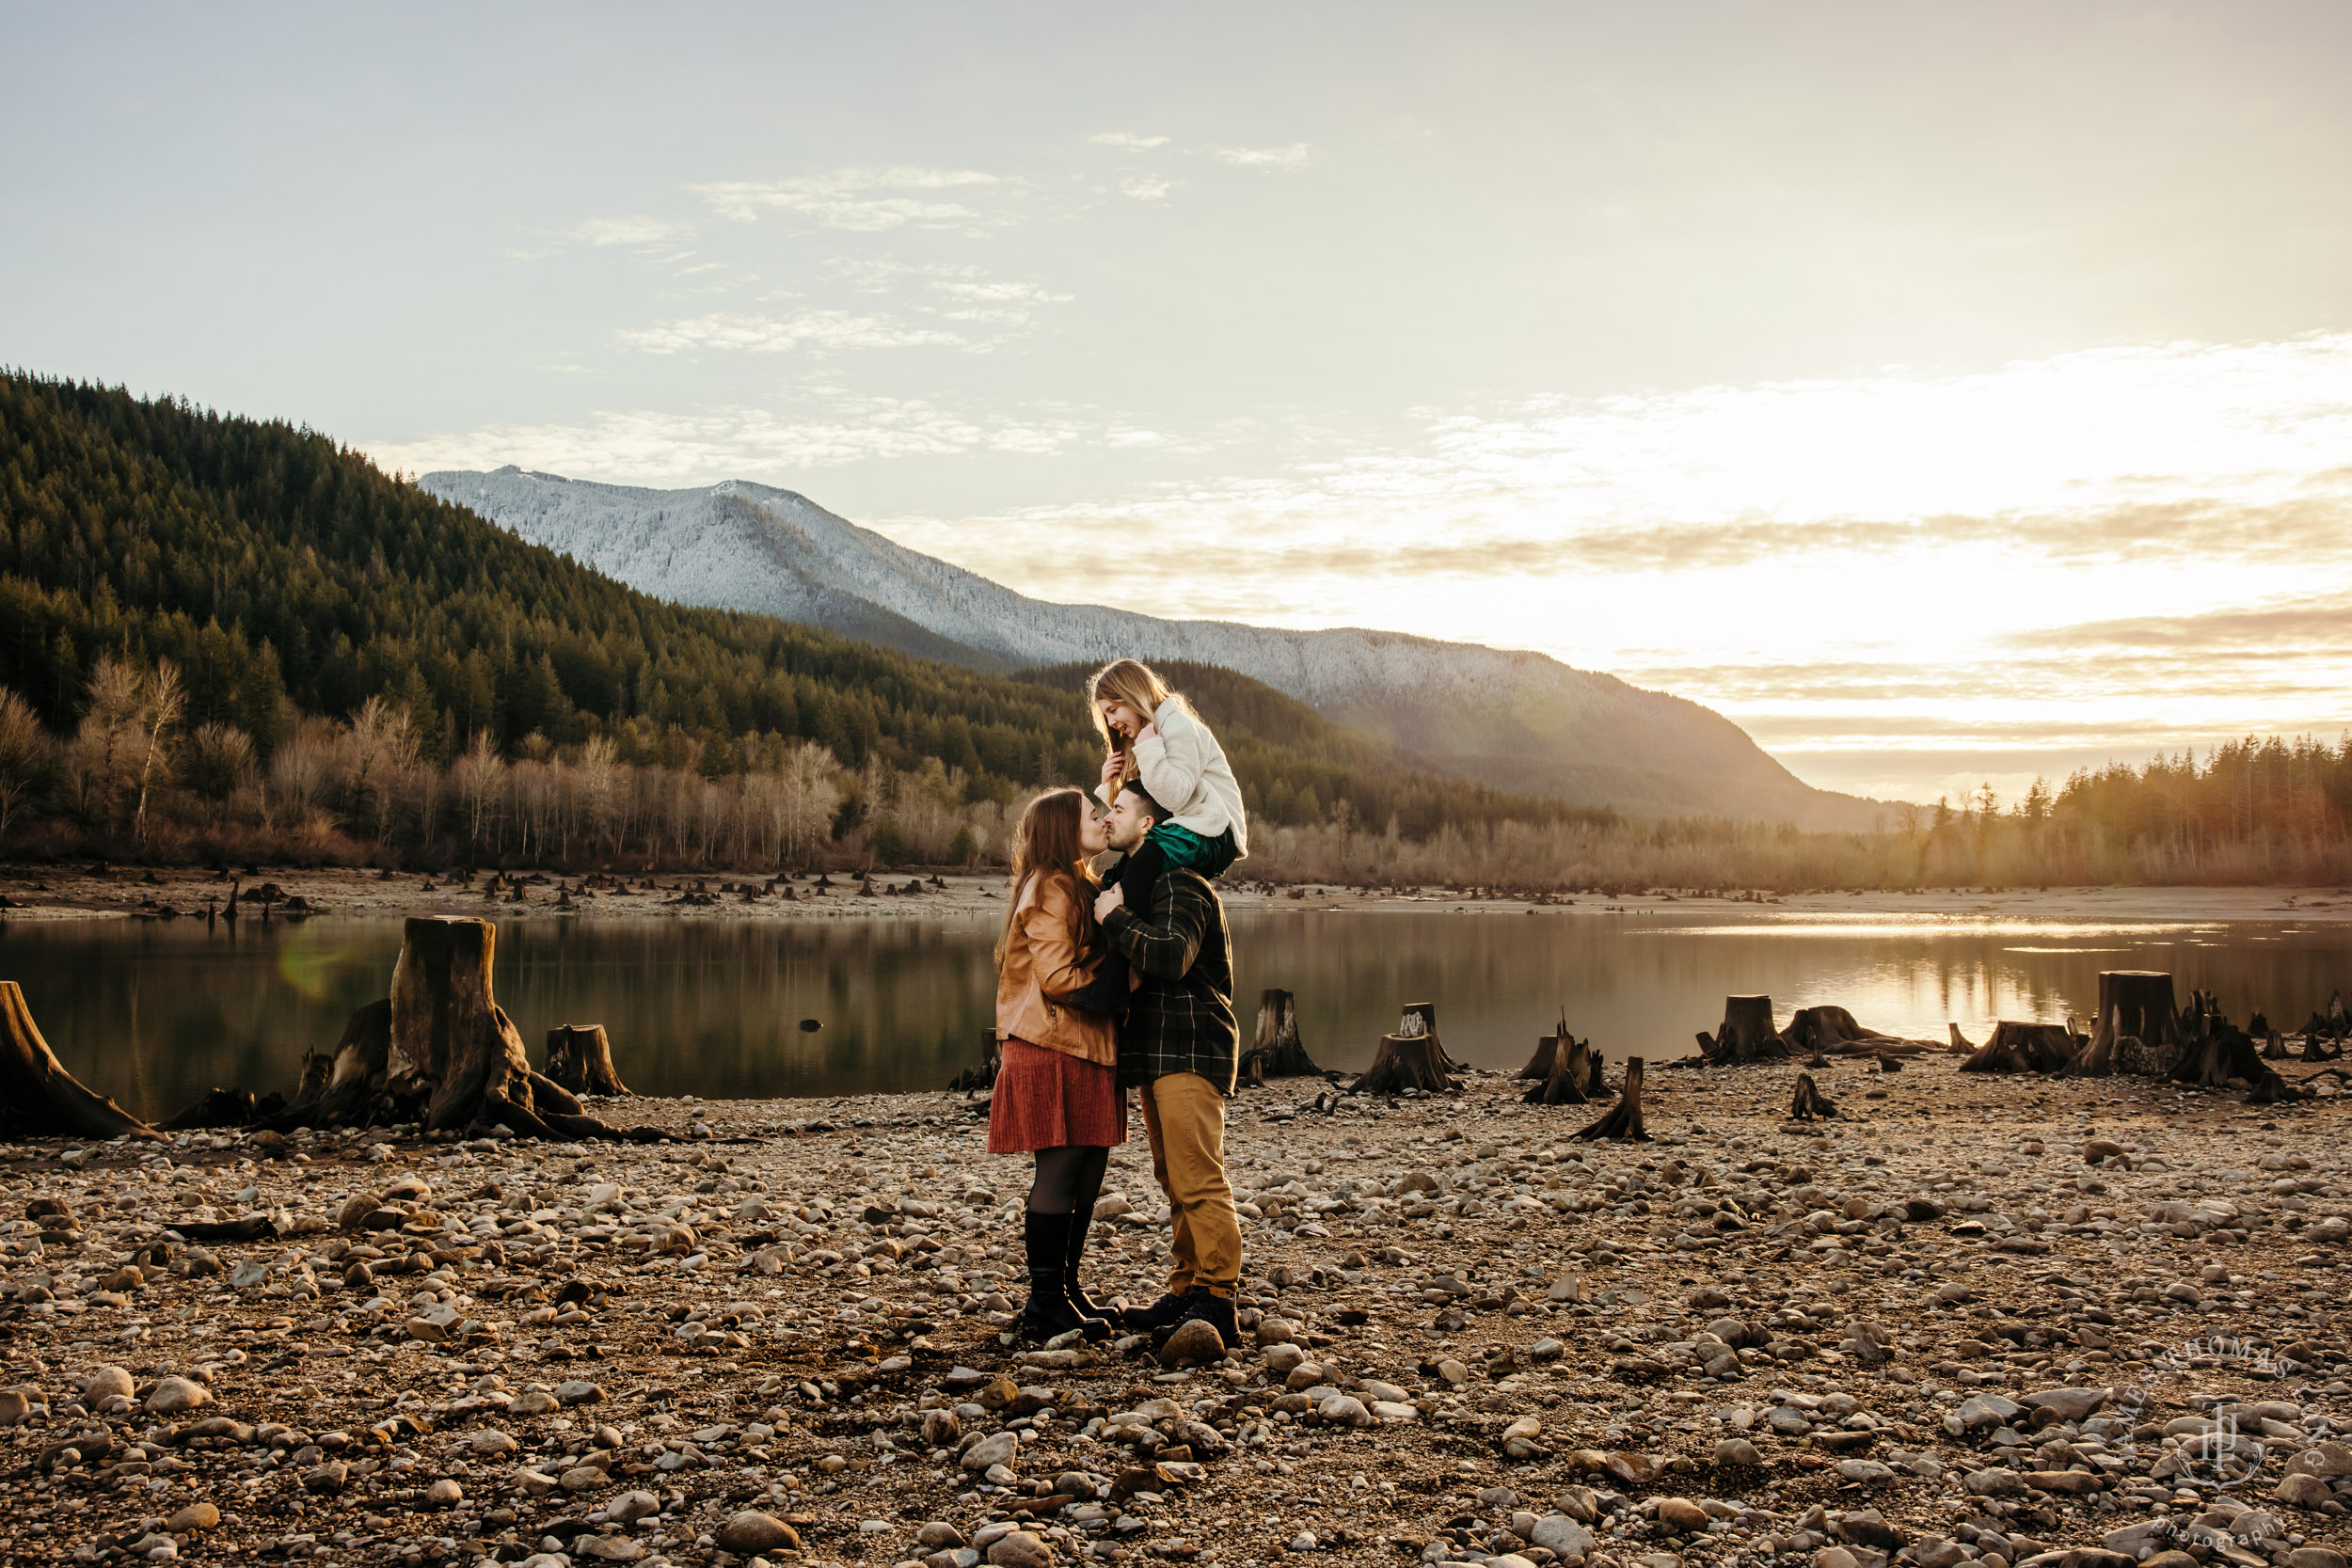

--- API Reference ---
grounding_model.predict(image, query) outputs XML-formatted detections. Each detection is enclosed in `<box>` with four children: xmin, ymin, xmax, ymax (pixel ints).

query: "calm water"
<box><xmin>5</xmin><ymin>910</ymin><xmax>2349</xmax><ymax>1120</ymax></box>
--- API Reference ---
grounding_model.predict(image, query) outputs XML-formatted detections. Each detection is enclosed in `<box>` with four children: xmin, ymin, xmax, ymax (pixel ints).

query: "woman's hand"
<box><xmin>1093</xmin><ymin>884</ymin><xmax>1124</xmax><ymax>922</ymax></box>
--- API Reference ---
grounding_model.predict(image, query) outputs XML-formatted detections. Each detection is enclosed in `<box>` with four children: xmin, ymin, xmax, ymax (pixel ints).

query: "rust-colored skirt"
<box><xmin>988</xmin><ymin>1037</ymin><xmax>1126</xmax><ymax>1152</ymax></box>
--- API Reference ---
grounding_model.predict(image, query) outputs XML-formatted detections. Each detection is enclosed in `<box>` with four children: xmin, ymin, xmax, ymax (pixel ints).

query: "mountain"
<box><xmin>0</xmin><ymin>372</ymin><xmax>1593</xmax><ymax>843</ymax></box>
<box><xmin>421</xmin><ymin>467</ymin><xmax>1881</xmax><ymax>828</ymax></box>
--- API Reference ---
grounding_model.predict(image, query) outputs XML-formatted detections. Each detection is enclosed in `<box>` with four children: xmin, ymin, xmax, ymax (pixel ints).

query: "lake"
<box><xmin>6</xmin><ymin>909</ymin><xmax>2349</xmax><ymax>1121</ymax></box>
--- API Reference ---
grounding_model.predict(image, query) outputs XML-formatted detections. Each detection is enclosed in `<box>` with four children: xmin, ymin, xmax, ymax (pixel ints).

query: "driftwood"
<box><xmin>546</xmin><ymin>1023</ymin><xmax>632</xmax><ymax>1097</ymax></box>
<box><xmin>1788</xmin><ymin>1073</ymin><xmax>1838</xmax><ymax>1119</ymax></box>
<box><xmin>949</xmin><ymin>1029</ymin><xmax>1001</xmax><ymax>1093</ymax></box>
<box><xmin>1573</xmin><ymin>1055</ymin><xmax>1649</xmax><ymax>1141</ymax></box>
<box><xmin>0</xmin><ymin>981</ymin><xmax>161</xmax><ymax>1141</ymax></box>
<box><xmin>1355</xmin><ymin>1003</ymin><xmax>1461</xmax><ymax>1096</ymax></box>
<box><xmin>1239</xmin><ymin>990</ymin><xmax>1322</xmax><ymax>1082</ymax></box>
<box><xmin>1960</xmin><ymin>1021</ymin><xmax>2079</xmax><ymax>1074</ymax></box>
<box><xmin>1698</xmin><ymin>995</ymin><xmax>1789</xmax><ymax>1064</ymax></box>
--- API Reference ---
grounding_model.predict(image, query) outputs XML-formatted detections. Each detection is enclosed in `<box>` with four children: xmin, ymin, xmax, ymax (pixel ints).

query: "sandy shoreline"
<box><xmin>4</xmin><ymin>1061</ymin><xmax>2351</xmax><ymax>1568</ymax></box>
<box><xmin>6</xmin><ymin>864</ymin><xmax>2350</xmax><ymax>927</ymax></box>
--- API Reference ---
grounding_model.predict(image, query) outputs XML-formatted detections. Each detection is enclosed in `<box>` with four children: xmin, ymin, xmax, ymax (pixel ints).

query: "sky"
<box><xmin>5</xmin><ymin>2</ymin><xmax>2350</xmax><ymax>804</ymax></box>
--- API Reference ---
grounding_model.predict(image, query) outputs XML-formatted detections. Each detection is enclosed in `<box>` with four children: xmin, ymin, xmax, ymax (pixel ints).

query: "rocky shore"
<box><xmin>4</xmin><ymin>1063</ymin><xmax>2351</xmax><ymax>1568</ymax></box>
<box><xmin>5</xmin><ymin>863</ymin><xmax>2348</xmax><ymax>927</ymax></box>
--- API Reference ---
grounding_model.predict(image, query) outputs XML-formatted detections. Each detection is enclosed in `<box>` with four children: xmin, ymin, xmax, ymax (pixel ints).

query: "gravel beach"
<box><xmin>5</xmin><ymin>1052</ymin><xmax>2351</xmax><ymax>1568</ymax></box>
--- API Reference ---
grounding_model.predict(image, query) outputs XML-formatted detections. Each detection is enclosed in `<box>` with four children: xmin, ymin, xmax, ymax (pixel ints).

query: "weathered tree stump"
<box><xmin>1961</xmin><ymin>1021</ymin><xmax>2077</xmax><ymax>1074</ymax></box>
<box><xmin>1698</xmin><ymin>995</ymin><xmax>1789</xmax><ymax>1064</ymax></box>
<box><xmin>2170</xmin><ymin>1014</ymin><xmax>2275</xmax><ymax>1092</ymax></box>
<box><xmin>382</xmin><ymin>917</ymin><xmax>648</xmax><ymax>1139</ymax></box>
<box><xmin>1239</xmin><ymin>990</ymin><xmax>1322</xmax><ymax>1082</ymax></box>
<box><xmin>2078</xmin><ymin>971</ymin><xmax>2185</xmax><ymax>1075</ymax></box>
<box><xmin>546</xmin><ymin>1024</ymin><xmax>632</xmax><ymax>1097</ymax></box>
<box><xmin>0</xmin><ymin>982</ymin><xmax>161</xmax><ymax>1140</ymax></box>
<box><xmin>1573</xmin><ymin>1054</ymin><xmax>1648</xmax><ymax>1141</ymax></box>
<box><xmin>949</xmin><ymin>1029</ymin><xmax>1001</xmax><ymax>1093</ymax></box>
<box><xmin>158</xmin><ymin>1087</ymin><xmax>286</xmax><ymax>1131</ymax></box>
<box><xmin>1788</xmin><ymin>1073</ymin><xmax>1838</xmax><ymax>1119</ymax></box>
<box><xmin>1355</xmin><ymin>1004</ymin><xmax>1461</xmax><ymax>1096</ymax></box>
<box><xmin>1522</xmin><ymin>1029</ymin><xmax>1596</xmax><ymax>1105</ymax></box>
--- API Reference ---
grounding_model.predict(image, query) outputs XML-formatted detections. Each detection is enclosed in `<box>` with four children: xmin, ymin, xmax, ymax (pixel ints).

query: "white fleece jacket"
<box><xmin>1097</xmin><ymin>701</ymin><xmax>1250</xmax><ymax>859</ymax></box>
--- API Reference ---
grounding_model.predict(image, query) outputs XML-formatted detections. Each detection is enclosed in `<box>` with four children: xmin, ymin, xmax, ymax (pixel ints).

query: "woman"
<box><xmin>992</xmin><ymin>785</ymin><xmax>1123</xmax><ymax>1340</ymax></box>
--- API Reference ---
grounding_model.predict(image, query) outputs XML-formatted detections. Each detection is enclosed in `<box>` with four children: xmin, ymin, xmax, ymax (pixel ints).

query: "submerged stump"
<box><xmin>1699</xmin><ymin>995</ymin><xmax>1790</xmax><ymax>1064</ymax></box>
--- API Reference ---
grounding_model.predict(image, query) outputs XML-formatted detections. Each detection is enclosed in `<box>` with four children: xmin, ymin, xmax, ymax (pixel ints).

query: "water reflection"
<box><xmin>3</xmin><ymin>911</ymin><xmax>2345</xmax><ymax>1119</ymax></box>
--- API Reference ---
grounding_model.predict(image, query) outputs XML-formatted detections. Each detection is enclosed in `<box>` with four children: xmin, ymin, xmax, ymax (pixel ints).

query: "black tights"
<box><xmin>1027</xmin><ymin>1145</ymin><xmax>1110</xmax><ymax>1216</ymax></box>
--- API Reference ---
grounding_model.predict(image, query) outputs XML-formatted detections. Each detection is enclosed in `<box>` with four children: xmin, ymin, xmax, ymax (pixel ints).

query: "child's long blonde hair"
<box><xmin>1087</xmin><ymin>658</ymin><xmax>1189</xmax><ymax>801</ymax></box>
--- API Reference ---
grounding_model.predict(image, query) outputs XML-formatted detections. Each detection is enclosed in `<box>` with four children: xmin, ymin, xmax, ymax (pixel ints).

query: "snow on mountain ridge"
<box><xmin>419</xmin><ymin>466</ymin><xmax>1877</xmax><ymax>827</ymax></box>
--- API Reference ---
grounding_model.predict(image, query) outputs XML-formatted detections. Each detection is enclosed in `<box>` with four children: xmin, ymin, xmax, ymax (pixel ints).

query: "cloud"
<box><xmin>1090</xmin><ymin>132</ymin><xmax>1169</xmax><ymax>149</ymax></box>
<box><xmin>2009</xmin><ymin>591</ymin><xmax>2352</xmax><ymax>652</ymax></box>
<box><xmin>1214</xmin><ymin>143</ymin><xmax>1312</xmax><ymax>170</ymax></box>
<box><xmin>570</xmin><ymin>214</ymin><xmax>692</xmax><ymax>247</ymax></box>
<box><xmin>690</xmin><ymin>167</ymin><xmax>1003</xmax><ymax>230</ymax></box>
<box><xmin>615</xmin><ymin>310</ymin><xmax>970</xmax><ymax>355</ymax></box>
<box><xmin>1119</xmin><ymin>178</ymin><xmax>1176</xmax><ymax>201</ymax></box>
<box><xmin>367</xmin><ymin>396</ymin><xmax>1088</xmax><ymax>483</ymax></box>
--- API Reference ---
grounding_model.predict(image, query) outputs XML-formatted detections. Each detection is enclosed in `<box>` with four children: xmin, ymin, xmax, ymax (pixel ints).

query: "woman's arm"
<box><xmin>1025</xmin><ymin>879</ymin><xmax>1094</xmax><ymax>999</ymax></box>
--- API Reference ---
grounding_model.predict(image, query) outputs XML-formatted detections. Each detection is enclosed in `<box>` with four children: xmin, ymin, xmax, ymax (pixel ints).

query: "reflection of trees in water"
<box><xmin>11</xmin><ymin>913</ymin><xmax>2351</xmax><ymax>1111</ymax></box>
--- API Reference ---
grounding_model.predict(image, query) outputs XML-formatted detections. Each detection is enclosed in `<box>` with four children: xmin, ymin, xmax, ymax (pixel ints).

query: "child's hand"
<box><xmin>1136</xmin><ymin>722</ymin><xmax>1157</xmax><ymax>744</ymax></box>
<box><xmin>1099</xmin><ymin>752</ymin><xmax>1124</xmax><ymax>788</ymax></box>
<box><xmin>1093</xmin><ymin>884</ymin><xmax>1125</xmax><ymax>921</ymax></box>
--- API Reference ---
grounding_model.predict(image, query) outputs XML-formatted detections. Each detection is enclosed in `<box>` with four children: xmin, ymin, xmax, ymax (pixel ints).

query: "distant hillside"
<box><xmin>423</xmin><ymin>467</ymin><xmax>1882</xmax><ymax>828</ymax></box>
<box><xmin>0</xmin><ymin>373</ymin><xmax>1595</xmax><ymax>838</ymax></box>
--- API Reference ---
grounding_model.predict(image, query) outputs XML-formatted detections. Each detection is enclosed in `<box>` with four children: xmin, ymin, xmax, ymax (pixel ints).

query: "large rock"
<box><xmin>2272</xmin><ymin>1472</ymin><xmax>2330</xmax><ymax>1508</ymax></box>
<box><xmin>1157</xmin><ymin>1319</ymin><xmax>1227</xmax><ymax>1368</ymax></box>
<box><xmin>1947</xmin><ymin>1393</ymin><xmax>2022</xmax><ymax>1434</ymax></box>
<box><xmin>1964</xmin><ymin>1466</ymin><xmax>2030</xmax><ymax>1497</ymax></box>
<box><xmin>2019</xmin><ymin>1386</ymin><xmax>2107</xmax><ymax>1422</ymax></box>
<box><xmin>987</xmin><ymin>1531</ymin><xmax>1055</xmax><ymax>1568</ymax></box>
<box><xmin>961</xmin><ymin>1431</ymin><xmax>1020</xmax><ymax>1471</ymax></box>
<box><xmin>1531</xmin><ymin>1515</ymin><xmax>1594</xmax><ymax>1563</ymax></box>
<box><xmin>715</xmin><ymin>1511</ymin><xmax>801</xmax><ymax>1554</ymax></box>
<box><xmin>81</xmin><ymin>1366</ymin><xmax>135</xmax><ymax>1403</ymax></box>
<box><xmin>146</xmin><ymin>1376</ymin><xmax>211</xmax><ymax>1414</ymax></box>
<box><xmin>1654</xmin><ymin>1498</ymin><xmax>1708</xmax><ymax>1532</ymax></box>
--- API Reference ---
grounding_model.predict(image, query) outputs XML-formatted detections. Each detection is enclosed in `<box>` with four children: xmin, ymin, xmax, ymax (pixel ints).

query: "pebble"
<box><xmin>146</xmin><ymin>1374</ymin><xmax>211</xmax><ymax>1413</ymax></box>
<box><xmin>1157</xmin><ymin>1318</ymin><xmax>1227</xmax><ymax>1367</ymax></box>
<box><xmin>166</xmin><ymin>1501</ymin><xmax>220</xmax><ymax>1532</ymax></box>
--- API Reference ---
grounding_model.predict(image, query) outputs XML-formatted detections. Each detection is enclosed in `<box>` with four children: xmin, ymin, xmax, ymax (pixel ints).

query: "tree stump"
<box><xmin>158</xmin><ymin>1087</ymin><xmax>282</xmax><ymax>1131</ymax></box>
<box><xmin>1239</xmin><ymin>990</ymin><xmax>1322</xmax><ymax>1082</ymax></box>
<box><xmin>1355</xmin><ymin>1005</ymin><xmax>1461</xmax><ymax>1096</ymax></box>
<box><xmin>1788</xmin><ymin>1073</ymin><xmax>1837</xmax><ymax>1119</ymax></box>
<box><xmin>1698</xmin><ymin>995</ymin><xmax>1789</xmax><ymax>1064</ymax></box>
<box><xmin>1961</xmin><ymin>1021</ymin><xmax>2076</xmax><ymax>1074</ymax></box>
<box><xmin>949</xmin><ymin>1029</ymin><xmax>1000</xmax><ymax>1093</ymax></box>
<box><xmin>1522</xmin><ymin>1030</ymin><xmax>1596</xmax><ymax>1105</ymax></box>
<box><xmin>384</xmin><ymin>916</ymin><xmax>646</xmax><ymax>1139</ymax></box>
<box><xmin>1573</xmin><ymin>1055</ymin><xmax>1648</xmax><ymax>1141</ymax></box>
<box><xmin>0</xmin><ymin>982</ymin><xmax>161</xmax><ymax>1140</ymax></box>
<box><xmin>546</xmin><ymin>1024</ymin><xmax>632</xmax><ymax>1097</ymax></box>
<box><xmin>2080</xmin><ymin>971</ymin><xmax>2185</xmax><ymax>1074</ymax></box>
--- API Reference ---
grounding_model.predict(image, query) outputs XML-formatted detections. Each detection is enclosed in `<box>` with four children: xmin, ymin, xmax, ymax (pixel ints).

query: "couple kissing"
<box><xmin>988</xmin><ymin>658</ymin><xmax>1251</xmax><ymax>1351</ymax></box>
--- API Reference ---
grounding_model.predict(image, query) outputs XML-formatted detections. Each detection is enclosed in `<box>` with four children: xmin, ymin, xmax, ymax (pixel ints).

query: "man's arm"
<box><xmin>1104</xmin><ymin>874</ymin><xmax>1206</xmax><ymax>980</ymax></box>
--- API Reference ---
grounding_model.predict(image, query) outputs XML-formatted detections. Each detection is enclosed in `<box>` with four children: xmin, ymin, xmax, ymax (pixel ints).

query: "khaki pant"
<box><xmin>1138</xmin><ymin>1071</ymin><xmax>1243</xmax><ymax>1298</ymax></box>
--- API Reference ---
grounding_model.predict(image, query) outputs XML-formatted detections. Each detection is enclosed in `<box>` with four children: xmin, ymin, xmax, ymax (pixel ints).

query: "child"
<box><xmin>1088</xmin><ymin>658</ymin><xmax>1249</xmax><ymax>899</ymax></box>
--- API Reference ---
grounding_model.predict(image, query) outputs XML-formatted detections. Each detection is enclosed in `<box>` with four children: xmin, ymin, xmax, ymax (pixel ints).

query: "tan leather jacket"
<box><xmin>995</xmin><ymin>874</ymin><xmax>1118</xmax><ymax>1068</ymax></box>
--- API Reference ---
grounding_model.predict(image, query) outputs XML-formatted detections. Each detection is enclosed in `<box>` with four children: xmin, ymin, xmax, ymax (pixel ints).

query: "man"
<box><xmin>1093</xmin><ymin>781</ymin><xmax>1242</xmax><ymax>1348</ymax></box>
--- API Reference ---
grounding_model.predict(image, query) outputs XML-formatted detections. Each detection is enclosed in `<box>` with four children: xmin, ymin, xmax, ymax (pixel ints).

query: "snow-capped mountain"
<box><xmin>420</xmin><ymin>467</ymin><xmax>1877</xmax><ymax>827</ymax></box>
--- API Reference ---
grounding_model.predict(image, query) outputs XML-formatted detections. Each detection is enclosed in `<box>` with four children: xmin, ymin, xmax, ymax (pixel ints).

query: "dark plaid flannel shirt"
<box><xmin>1103</xmin><ymin>866</ymin><xmax>1237</xmax><ymax>1093</ymax></box>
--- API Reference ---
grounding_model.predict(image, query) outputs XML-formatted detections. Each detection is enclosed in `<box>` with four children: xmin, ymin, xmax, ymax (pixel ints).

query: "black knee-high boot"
<box><xmin>1062</xmin><ymin>1209</ymin><xmax>1110</xmax><ymax>1320</ymax></box>
<box><xmin>1022</xmin><ymin>1211</ymin><xmax>1107</xmax><ymax>1341</ymax></box>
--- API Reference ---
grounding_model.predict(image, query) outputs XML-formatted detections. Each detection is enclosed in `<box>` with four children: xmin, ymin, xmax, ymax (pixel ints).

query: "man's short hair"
<box><xmin>1119</xmin><ymin>781</ymin><xmax>1166</xmax><ymax>824</ymax></box>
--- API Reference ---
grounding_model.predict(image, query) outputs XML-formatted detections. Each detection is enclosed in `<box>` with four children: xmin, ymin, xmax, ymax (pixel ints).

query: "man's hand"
<box><xmin>1093</xmin><ymin>883</ymin><xmax>1125</xmax><ymax>922</ymax></box>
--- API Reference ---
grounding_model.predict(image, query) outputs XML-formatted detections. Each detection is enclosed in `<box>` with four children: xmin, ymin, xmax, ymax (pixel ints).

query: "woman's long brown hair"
<box><xmin>996</xmin><ymin>786</ymin><xmax>1102</xmax><ymax>964</ymax></box>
